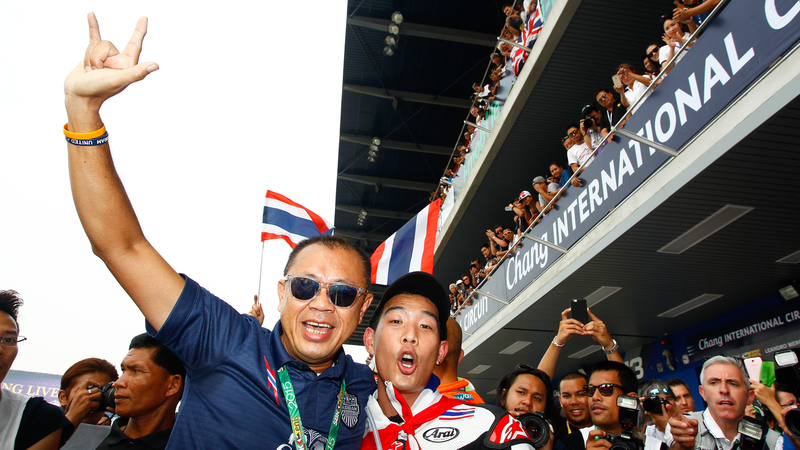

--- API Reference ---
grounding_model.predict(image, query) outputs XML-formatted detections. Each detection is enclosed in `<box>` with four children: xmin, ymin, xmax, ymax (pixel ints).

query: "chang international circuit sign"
<box><xmin>457</xmin><ymin>0</ymin><xmax>800</xmax><ymax>336</ymax></box>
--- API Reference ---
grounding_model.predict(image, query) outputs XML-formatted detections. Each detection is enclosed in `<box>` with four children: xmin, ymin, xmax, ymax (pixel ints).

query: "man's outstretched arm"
<box><xmin>66</xmin><ymin>13</ymin><xmax>184</xmax><ymax>331</ymax></box>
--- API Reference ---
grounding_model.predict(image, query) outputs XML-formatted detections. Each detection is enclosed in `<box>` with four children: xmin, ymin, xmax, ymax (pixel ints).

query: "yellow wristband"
<box><xmin>63</xmin><ymin>123</ymin><xmax>106</xmax><ymax>140</ymax></box>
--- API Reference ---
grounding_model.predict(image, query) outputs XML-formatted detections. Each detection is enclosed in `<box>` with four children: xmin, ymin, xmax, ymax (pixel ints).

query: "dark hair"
<box><xmin>560</xmin><ymin>371</ymin><xmax>588</xmax><ymax>387</ymax></box>
<box><xmin>129</xmin><ymin>334</ymin><xmax>186</xmax><ymax>378</ymax></box>
<box><xmin>617</xmin><ymin>63</ymin><xmax>638</xmax><ymax>74</ymax></box>
<box><xmin>284</xmin><ymin>235</ymin><xmax>371</xmax><ymax>287</ymax></box>
<box><xmin>496</xmin><ymin>366</ymin><xmax>565</xmax><ymax>436</ymax></box>
<box><xmin>589</xmin><ymin>360</ymin><xmax>638</xmax><ymax>394</ymax></box>
<box><xmin>595</xmin><ymin>88</ymin><xmax>613</xmax><ymax>98</ymax></box>
<box><xmin>665</xmin><ymin>377</ymin><xmax>689</xmax><ymax>391</ymax></box>
<box><xmin>566</xmin><ymin>123</ymin><xmax>579</xmax><ymax>133</ymax></box>
<box><xmin>61</xmin><ymin>358</ymin><xmax>119</xmax><ymax>391</ymax></box>
<box><xmin>481</xmin><ymin>244</ymin><xmax>491</xmax><ymax>251</ymax></box>
<box><xmin>774</xmin><ymin>381</ymin><xmax>798</xmax><ymax>399</ymax></box>
<box><xmin>550</xmin><ymin>161</ymin><xmax>564</xmax><ymax>169</ymax></box>
<box><xmin>0</xmin><ymin>290</ymin><xmax>23</xmax><ymax>328</ymax></box>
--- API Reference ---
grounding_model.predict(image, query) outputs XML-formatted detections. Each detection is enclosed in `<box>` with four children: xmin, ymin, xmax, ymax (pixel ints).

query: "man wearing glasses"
<box><xmin>562</xmin><ymin>361</ymin><xmax>639</xmax><ymax>450</ymax></box>
<box><xmin>0</xmin><ymin>290</ymin><xmax>74</xmax><ymax>449</ymax></box>
<box><xmin>64</xmin><ymin>14</ymin><xmax>375</xmax><ymax>449</ymax></box>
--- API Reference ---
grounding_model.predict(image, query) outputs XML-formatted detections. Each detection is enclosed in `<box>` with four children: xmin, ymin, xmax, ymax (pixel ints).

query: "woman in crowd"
<box><xmin>59</xmin><ymin>358</ymin><xmax>119</xmax><ymax>429</ymax></box>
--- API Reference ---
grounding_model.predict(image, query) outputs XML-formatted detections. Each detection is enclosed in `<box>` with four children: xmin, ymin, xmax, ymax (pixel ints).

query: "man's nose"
<box><xmin>401</xmin><ymin>327</ymin><xmax>418</xmax><ymax>344</ymax></box>
<box><xmin>308</xmin><ymin>287</ymin><xmax>336</xmax><ymax>311</ymax></box>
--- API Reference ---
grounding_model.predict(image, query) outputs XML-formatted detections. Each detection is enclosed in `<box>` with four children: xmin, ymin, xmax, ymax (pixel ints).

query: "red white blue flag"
<box><xmin>261</xmin><ymin>190</ymin><xmax>333</xmax><ymax>248</ymax></box>
<box><xmin>370</xmin><ymin>199</ymin><xmax>440</xmax><ymax>285</ymax></box>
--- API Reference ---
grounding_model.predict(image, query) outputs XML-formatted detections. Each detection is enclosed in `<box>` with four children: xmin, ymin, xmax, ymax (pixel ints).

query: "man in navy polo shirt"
<box><xmin>64</xmin><ymin>14</ymin><xmax>376</xmax><ymax>449</ymax></box>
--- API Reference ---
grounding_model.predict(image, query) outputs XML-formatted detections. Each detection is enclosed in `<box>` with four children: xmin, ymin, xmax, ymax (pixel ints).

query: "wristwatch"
<box><xmin>602</xmin><ymin>339</ymin><xmax>618</xmax><ymax>354</ymax></box>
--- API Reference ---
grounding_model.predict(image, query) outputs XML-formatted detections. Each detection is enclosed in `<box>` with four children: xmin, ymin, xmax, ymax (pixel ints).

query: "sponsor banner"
<box><xmin>686</xmin><ymin>300</ymin><xmax>800</xmax><ymax>360</ymax></box>
<box><xmin>2</xmin><ymin>369</ymin><xmax>62</xmax><ymax>405</ymax></box>
<box><xmin>459</xmin><ymin>0</ymin><xmax>800</xmax><ymax>341</ymax></box>
<box><xmin>455</xmin><ymin>292</ymin><xmax>505</xmax><ymax>335</ymax></box>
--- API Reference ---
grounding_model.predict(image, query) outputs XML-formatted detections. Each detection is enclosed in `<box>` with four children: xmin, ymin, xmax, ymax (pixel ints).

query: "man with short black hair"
<box><xmin>562</xmin><ymin>361</ymin><xmax>639</xmax><ymax>450</ymax></box>
<box><xmin>595</xmin><ymin>89</ymin><xmax>628</xmax><ymax>129</ymax></box>
<box><xmin>362</xmin><ymin>272</ymin><xmax>534</xmax><ymax>450</ymax></box>
<box><xmin>565</xmin><ymin>124</ymin><xmax>594</xmax><ymax>174</ymax></box>
<box><xmin>64</xmin><ymin>15</ymin><xmax>376</xmax><ymax>449</ymax></box>
<box><xmin>94</xmin><ymin>333</ymin><xmax>184</xmax><ymax>450</ymax></box>
<box><xmin>558</xmin><ymin>372</ymin><xmax>592</xmax><ymax>433</ymax></box>
<box><xmin>665</xmin><ymin>378</ymin><xmax>696</xmax><ymax>414</ymax></box>
<box><xmin>0</xmin><ymin>290</ymin><xmax>74</xmax><ymax>450</ymax></box>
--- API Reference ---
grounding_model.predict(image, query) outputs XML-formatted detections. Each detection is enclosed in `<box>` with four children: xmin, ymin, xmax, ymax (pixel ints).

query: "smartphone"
<box><xmin>571</xmin><ymin>299</ymin><xmax>588</xmax><ymax>324</ymax></box>
<box><xmin>744</xmin><ymin>357</ymin><xmax>763</xmax><ymax>381</ymax></box>
<box><xmin>612</xmin><ymin>74</ymin><xmax>622</xmax><ymax>87</ymax></box>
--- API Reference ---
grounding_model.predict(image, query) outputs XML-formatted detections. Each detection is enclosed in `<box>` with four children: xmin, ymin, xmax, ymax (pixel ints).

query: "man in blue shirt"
<box><xmin>64</xmin><ymin>13</ymin><xmax>375</xmax><ymax>449</ymax></box>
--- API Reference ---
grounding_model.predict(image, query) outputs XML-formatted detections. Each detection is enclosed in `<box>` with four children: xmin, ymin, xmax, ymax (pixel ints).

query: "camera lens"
<box><xmin>786</xmin><ymin>409</ymin><xmax>800</xmax><ymax>439</ymax></box>
<box><xmin>643</xmin><ymin>397</ymin><xmax>665</xmax><ymax>414</ymax></box>
<box><xmin>584</xmin><ymin>117</ymin><xmax>594</xmax><ymax>129</ymax></box>
<box><xmin>89</xmin><ymin>383</ymin><xmax>117</xmax><ymax>411</ymax></box>
<box><xmin>517</xmin><ymin>412</ymin><xmax>551</xmax><ymax>448</ymax></box>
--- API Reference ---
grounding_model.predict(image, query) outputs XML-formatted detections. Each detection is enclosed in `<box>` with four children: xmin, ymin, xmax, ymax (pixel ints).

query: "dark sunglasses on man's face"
<box><xmin>583</xmin><ymin>383</ymin><xmax>625</xmax><ymax>397</ymax></box>
<box><xmin>284</xmin><ymin>275</ymin><xmax>367</xmax><ymax>308</ymax></box>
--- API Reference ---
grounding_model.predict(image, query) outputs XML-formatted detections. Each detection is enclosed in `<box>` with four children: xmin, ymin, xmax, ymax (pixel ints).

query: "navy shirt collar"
<box><xmin>268</xmin><ymin>320</ymin><xmax>348</xmax><ymax>379</ymax></box>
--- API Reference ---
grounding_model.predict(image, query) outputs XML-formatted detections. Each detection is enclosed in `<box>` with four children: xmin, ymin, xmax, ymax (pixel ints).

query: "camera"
<box><xmin>583</xmin><ymin>117</ymin><xmax>594</xmax><ymax>129</ymax></box>
<box><xmin>774</xmin><ymin>350</ymin><xmax>800</xmax><ymax>437</ymax></box>
<box><xmin>517</xmin><ymin>412</ymin><xmax>551</xmax><ymax>449</ymax></box>
<box><xmin>642</xmin><ymin>396</ymin><xmax>667</xmax><ymax>415</ymax></box>
<box><xmin>603</xmin><ymin>395</ymin><xmax>644</xmax><ymax>450</ymax></box>
<box><xmin>88</xmin><ymin>382</ymin><xmax>116</xmax><ymax>411</ymax></box>
<box><xmin>738</xmin><ymin>416</ymin><xmax>768</xmax><ymax>450</ymax></box>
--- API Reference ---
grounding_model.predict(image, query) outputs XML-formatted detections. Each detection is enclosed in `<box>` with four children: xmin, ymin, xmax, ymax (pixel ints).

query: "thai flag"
<box><xmin>370</xmin><ymin>199</ymin><xmax>440</xmax><ymax>285</ymax></box>
<box><xmin>261</xmin><ymin>190</ymin><xmax>333</xmax><ymax>248</ymax></box>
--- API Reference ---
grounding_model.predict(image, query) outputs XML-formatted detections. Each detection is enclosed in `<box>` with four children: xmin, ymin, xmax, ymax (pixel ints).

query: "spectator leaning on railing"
<box><xmin>565</xmin><ymin>123</ymin><xmax>594</xmax><ymax>174</ymax></box>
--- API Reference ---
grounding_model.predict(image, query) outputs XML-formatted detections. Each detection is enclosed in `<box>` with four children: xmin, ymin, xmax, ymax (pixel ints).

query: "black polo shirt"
<box><xmin>94</xmin><ymin>420</ymin><xmax>172</xmax><ymax>450</ymax></box>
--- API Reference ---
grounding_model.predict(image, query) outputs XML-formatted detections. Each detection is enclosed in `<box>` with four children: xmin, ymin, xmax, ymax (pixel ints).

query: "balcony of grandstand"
<box><xmin>335</xmin><ymin>0</ymin><xmax>800</xmax><ymax>402</ymax></box>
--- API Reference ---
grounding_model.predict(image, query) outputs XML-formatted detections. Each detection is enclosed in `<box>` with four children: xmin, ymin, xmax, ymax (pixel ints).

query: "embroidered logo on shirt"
<box><xmin>423</xmin><ymin>427</ymin><xmax>460</xmax><ymax>443</ymax></box>
<box><xmin>341</xmin><ymin>390</ymin><xmax>360</xmax><ymax>429</ymax></box>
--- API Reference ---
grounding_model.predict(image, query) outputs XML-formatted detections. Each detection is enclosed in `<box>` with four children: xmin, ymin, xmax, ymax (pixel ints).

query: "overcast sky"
<box><xmin>0</xmin><ymin>0</ymin><xmax>371</xmax><ymax>375</ymax></box>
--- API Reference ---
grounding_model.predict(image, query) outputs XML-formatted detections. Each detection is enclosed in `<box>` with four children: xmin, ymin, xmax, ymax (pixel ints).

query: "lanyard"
<box><xmin>277</xmin><ymin>366</ymin><xmax>346</xmax><ymax>450</ymax></box>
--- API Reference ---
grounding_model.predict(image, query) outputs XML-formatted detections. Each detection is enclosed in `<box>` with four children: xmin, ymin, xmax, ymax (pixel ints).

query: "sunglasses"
<box><xmin>284</xmin><ymin>275</ymin><xmax>367</xmax><ymax>308</ymax></box>
<box><xmin>646</xmin><ymin>387</ymin><xmax>672</xmax><ymax>397</ymax></box>
<box><xmin>583</xmin><ymin>383</ymin><xmax>625</xmax><ymax>397</ymax></box>
<box><xmin>568</xmin><ymin>130</ymin><xmax>581</xmax><ymax>137</ymax></box>
<box><xmin>647</xmin><ymin>49</ymin><xmax>658</xmax><ymax>58</ymax></box>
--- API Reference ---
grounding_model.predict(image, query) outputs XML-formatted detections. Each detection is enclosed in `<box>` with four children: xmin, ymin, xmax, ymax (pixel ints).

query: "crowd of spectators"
<box><xmin>440</xmin><ymin>0</ymin><xmax>725</xmax><ymax>315</ymax></box>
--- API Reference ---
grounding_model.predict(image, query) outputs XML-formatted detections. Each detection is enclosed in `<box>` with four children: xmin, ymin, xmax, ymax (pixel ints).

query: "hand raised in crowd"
<box><xmin>586</xmin><ymin>429</ymin><xmax>611</xmax><ymax>450</ymax></box>
<box><xmin>571</xmin><ymin>177</ymin><xmax>583</xmax><ymax>188</ymax></box>
<box><xmin>248</xmin><ymin>294</ymin><xmax>265</xmax><ymax>326</ymax></box>
<box><xmin>668</xmin><ymin>411</ymin><xmax>699</xmax><ymax>450</ymax></box>
<box><xmin>63</xmin><ymin>378</ymin><xmax>109</xmax><ymax>427</ymax></box>
<box><xmin>65</xmin><ymin>13</ymin><xmax>158</xmax><ymax>113</ymax></box>
<box><xmin>583</xmin><ymin>308</ymin><xmax>613</xmax><ymax>349</ymax></box>
<box><xmin>673</xmin><ymin>1</ymin><xmax>693</xmax><ymax>24</ymax></box>
<box><xmin>555</xmin><ymin>308</ymin><xmax>586</xmax><ymax>346</ymax></box>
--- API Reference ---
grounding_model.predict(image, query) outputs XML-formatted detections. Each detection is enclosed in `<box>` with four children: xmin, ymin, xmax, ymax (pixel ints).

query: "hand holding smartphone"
<box><xmin>571</xmin><ymin>299</ymin><xmax>588</xmax><ymax>324</ymax></box>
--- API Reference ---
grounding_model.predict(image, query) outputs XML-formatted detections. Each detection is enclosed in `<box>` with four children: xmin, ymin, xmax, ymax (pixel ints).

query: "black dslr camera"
<box><xmin>642</xmin><ymin>396</ymin><xmax>668</xmax><ymax>415</ymax></box>
<box><xmin>517</xmin><ymin>412</ymin><xmax>551</xmax><ymax>449</ymax></box>
<box><xmin>603</xmin><ymin>395</ymin><xmax>644</xmax><ymax>450</ymax></box>
<box><xmin>583</xmin><ymin>117</ymin><xmax>594</xmax><ymax>129</ymax></box>
<box><xmin>87</xmin><ymin>382</ymin><xmax>116</xmax><ymax>411</ymax></box>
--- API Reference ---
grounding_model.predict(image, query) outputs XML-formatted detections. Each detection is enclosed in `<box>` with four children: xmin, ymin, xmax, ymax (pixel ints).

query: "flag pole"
<box><xmin>256</xmin><ymin>241</ymin><xmax>265</xmax><ymax>304</ymax></box>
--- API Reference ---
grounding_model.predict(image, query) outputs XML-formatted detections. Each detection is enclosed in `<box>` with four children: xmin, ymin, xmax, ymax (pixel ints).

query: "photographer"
<box><xmin>93</xmin><ymin>334</ymin><xmax>184</xmax><ymax>450</ymax></box>
<box><xmin>496</xmin><ymin>365</ymin><xmax>567</xmax><ymax>450</ymax></box>
<box><xmin>562</xmin><ymin>361</ymin><xmax>640</xmax><ymax>450</ymax></box>
<box><xmin>667</xmin><ymin>356</ymin><xmax>782</xmax><ymax>450</ymax></box>
<box><xmin>639</xmin><ymin>380</ymin><xmax>681</xmax><ymax>450</ymax></box>
<box><xmin>59</xmin><ymin>358</ymin><xmax>119</xmax><ymax>430</ymax></box>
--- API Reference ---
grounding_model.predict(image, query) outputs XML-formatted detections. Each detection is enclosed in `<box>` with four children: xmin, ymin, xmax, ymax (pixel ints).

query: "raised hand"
<box><xmin>584</xmin><ymin>308</ymin><xmax>612</xmax><ymax>348</ymax></box>
<box><xmin>65</xmin><ymin>13</ymin><xmax>158</xmax><ymax>112</ymax></box>
<box><xmin>668</xmin><ymin>413</ymin><xmax>698</xmax><ymax>449</ymax></box>
<box><xmin>555</xmin><ymin>308</ymin><xmax>585</xmax><ymax>346</ymax></box>
<box><xmin>248</xmin><ymin>295</ymin><xmax>265</xmax><ymax>326</ymax></box>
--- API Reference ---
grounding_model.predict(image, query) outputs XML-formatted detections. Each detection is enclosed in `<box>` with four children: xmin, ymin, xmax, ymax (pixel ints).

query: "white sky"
<box><xmin>0</xmin><ymin>1</ymin><xmax>370</xmax><ymax>375</ymax></box>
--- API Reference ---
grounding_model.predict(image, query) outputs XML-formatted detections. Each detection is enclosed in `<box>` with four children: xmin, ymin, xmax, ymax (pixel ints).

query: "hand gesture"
<box><xmin>486</xmin><ymin>230</ymin><xmax>496</xmax><ymax>238</ymax></box>
<box><xmin>248</xmin><ymin>295</ymin><xmax>265</xmax><ymax>326</ymax></box>
<box><xmin>668</xmin><ymin>413</ymin><xmax>698</xmax><ymax>449</ymax></box>
<box><xmin>65</xmin><ymin>13</ymin><xmax>158</xmax><ymax>111</ymax></box>
<box><xmin>584</xmin><ymin>308</ymin><xmax>613</xmax><ymax>349</ymax></box>
<box><xmin>663</xmin><ymin>33</ymin><xmax>676</xmax><ymax>48</ymax></box>
<box><xmin>586</xmin><ymin>429</ymin><xmax>611</xmax><ymax>450</ymax></box>
<box><xmin>673</xmin><ymin>2</ymin><xmax>692</xmax><ymax>24</ymax></box>
<box><xmin>64</xmin><ymin>378</ymin><xmax>106</xmax><ymax>426</ymax></box>
<box><xmin>571</xmin><ymin>177</ymin><xmax>583</xmax><ymax>188</ymax></box>
<box><xmin>613</xmin><ymin>84</ymin><xmax>625</xmax><ymax>94</ymax></box>
<box><xmin>556</xmin><ymin>308</ymin><xmax>585</xmax><ymax>346</ymax></box>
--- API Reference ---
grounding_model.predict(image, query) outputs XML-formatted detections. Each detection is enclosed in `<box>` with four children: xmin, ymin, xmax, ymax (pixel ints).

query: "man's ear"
<box><xmin>358</xmin><ymin>293</ymin><xmax>374</xmax><ymax>324</ymax></box>
<box><xmin>165</xmin><ymin>374</ymin><xmax>183</xmax><ymax>398</ymax></box>
<box><xmin>364</xmin><ymin>327</ymin><xmax>376</xmax><ymax>356</ymax></box>
<box><xmin>698</xmin><ymin>385</ymin><xmax>706</xmax><ymax>402</ymax></box>
<box><xmin>437</xmin><ymin>341</ymin><xmax>449</xmax><ymax>366</ymax></box>
<box><xmin>277</xmin><ymin>278</ymin><xmax>286</xmax><ymax>313</ymax></box>
<box><xmin>458</xmin><ymin>349</ymin><xmax>464</xmax><ymax>365</ymax></box>
<box><xmin>746</xmin><ymin>386</ymin><xmax>755</xmax><ymax>405</ymax></box>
